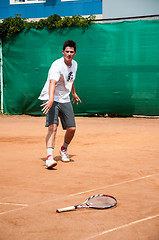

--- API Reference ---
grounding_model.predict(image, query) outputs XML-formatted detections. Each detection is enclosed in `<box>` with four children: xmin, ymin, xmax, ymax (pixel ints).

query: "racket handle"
<box><xmin>56</xmin><ymin>206</ymin><xmax>76</xmax><ymax>213</ymax></box>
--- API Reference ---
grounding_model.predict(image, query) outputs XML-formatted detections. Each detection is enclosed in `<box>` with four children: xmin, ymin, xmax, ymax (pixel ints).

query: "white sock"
<box><xmin>47</xmin><ymin>147</ymin><xmax>54</xmax><ymax>157</ymax></box>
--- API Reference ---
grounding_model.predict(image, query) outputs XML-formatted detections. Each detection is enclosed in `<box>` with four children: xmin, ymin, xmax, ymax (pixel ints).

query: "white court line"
<box><xmin>32</xmin><ymin>173</ymin><xmax>159</xmax><ymax>206</ymax></box>
<box><xmin>69</xmin><ymin>173</ymin><xmax>159</xmax><ymax>197</ymax></box>
<box><xmin>20</xmin><ymin>173</ymin><xmax>159</xmax><ymax>206</ymax></box>
<box><xmin>86</xmin><ymin>214</ymin><xmax>159</xmax><ymax>240</ymax></box>
<box><xmin>0</xmin><ymin>173</ymin><xmax>158</xmax><ymax>215</ymax></box>
<box><xmin>0</xmin><ymin>202</ymin><xmax>28</xmax><ymax>215</ymax></box>
<box><xmin>0</xmin><ymin>202</ymin><xmax>28</xmax><ymax>207</ymax></box>
<box><xmin>0</xmin><ymin>206</ymin><xmax>27</xmax><ymax>215</ymax></box>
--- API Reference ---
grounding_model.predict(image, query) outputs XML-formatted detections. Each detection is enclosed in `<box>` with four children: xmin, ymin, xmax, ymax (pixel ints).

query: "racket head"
<box><xmin>86</xmin><ymin>194</ymin><xmax>117</xmax><ymax>209</ymax></box>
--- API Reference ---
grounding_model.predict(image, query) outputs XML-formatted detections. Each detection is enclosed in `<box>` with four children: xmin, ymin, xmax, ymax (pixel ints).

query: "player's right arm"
<box><xmin>41</xmin><ymin>79</ymin><xmax>56</xmax><ymax>114</ymax></box>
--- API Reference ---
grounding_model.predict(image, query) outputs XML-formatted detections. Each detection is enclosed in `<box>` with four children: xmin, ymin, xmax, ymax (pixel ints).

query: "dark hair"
<box><xmin>63</xmin><ymin>40</ymin><xmax>76</xmax><ymax>52</ymax></box>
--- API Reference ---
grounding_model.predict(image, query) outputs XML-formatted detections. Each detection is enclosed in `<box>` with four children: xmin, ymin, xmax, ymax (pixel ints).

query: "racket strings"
<box><xmin>87</xmin><ymin>196</ymin><xmax>116</xmax><ymax>208</ymax></box>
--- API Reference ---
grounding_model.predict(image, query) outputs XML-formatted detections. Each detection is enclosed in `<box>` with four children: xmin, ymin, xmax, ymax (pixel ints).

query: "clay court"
<box><xmin>0</xmin><ymin>115</ymin><xmax>159</xmax><ymax>240</ymax></box>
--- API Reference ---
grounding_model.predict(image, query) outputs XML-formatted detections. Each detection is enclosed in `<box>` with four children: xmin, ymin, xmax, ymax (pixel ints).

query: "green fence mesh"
<box><xmin>3</xmin><ymin>21</ymin><xmax>159</xmax><ymax>115</ymax></box>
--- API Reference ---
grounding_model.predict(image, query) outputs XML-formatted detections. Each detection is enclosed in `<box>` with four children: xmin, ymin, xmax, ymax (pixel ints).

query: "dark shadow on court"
<box><xmin>41</xmin><ymin>154</ymin><xmax>75</xmax><ymax>162</ymax></box>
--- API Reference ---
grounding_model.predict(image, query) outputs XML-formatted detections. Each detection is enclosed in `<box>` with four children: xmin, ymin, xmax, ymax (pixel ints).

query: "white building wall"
<box><xmin>103</xmin><ymin>0</ymin><xmax>159</xmax><ymax>19</ymax></box>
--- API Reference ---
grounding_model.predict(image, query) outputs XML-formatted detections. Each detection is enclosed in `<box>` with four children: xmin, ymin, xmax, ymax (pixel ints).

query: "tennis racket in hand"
<box><xmin>56</xmin><ymin>194</ymin><xmax>117</xmax><ymax>213</ymax></box>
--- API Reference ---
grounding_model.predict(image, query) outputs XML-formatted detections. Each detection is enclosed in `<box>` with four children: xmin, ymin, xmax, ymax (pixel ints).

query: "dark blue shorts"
<box><xmin>44</xmin><ymin>101</ymin><xmax>76</xmax><ymax>129</ymax></box>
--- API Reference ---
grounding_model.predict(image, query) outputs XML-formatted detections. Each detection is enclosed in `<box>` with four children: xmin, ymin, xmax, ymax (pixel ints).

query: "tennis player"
<box><xmin>39</xmin><ymin>40</ymin><xmax>81</xmax><ymax>169</ymax></box>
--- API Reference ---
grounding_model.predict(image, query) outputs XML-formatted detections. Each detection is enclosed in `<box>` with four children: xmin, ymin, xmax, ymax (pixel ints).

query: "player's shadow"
<box><xmin>41</xmin><ymin>155</ymin><xmax>75</xmax><ymax>162</ymax></box>
<box><xmin>41</xmin><ymin>155</ymin><xmax>75</xmax><ymax>170</ymax></box>
<box><xmin>55</xmin><ymin>155</ymin><xmax>75</xmax><ymax>163</ymax></box>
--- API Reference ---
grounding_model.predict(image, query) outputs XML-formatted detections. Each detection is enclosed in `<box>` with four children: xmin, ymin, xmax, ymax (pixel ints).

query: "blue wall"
<box><xmin>0</xmin><ymin>0</ymin><xmax>102</xmax><ymax>19</ymax></box>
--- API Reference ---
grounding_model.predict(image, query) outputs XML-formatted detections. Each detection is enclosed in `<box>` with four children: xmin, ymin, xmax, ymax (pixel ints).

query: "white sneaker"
<box><xmin>45</xmin><ymin>156</ymin><xmax>57</xmax><ymax>169</ymax></box>
<box><xmin>59</xmin><ymin>148</ymin><xmax>70</xmax><ymax>162</ymax></box>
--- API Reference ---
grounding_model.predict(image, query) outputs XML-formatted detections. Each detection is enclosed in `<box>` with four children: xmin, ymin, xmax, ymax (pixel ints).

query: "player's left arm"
<box><xmin>71</xmin><ymin>82</ymin><xmax>81</xmax><ymax>105</ymax></box>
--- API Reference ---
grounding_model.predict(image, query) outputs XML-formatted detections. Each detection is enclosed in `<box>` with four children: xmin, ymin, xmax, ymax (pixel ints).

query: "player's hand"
<box><xmin>40</xmin><ymin>100</ymin><xmax>53</xmax><ymax>114</ymax></box>
<box><xmin>71</xmin><ymin>93</ymin><xmax>82</xmax><ymax>105</ymax></box>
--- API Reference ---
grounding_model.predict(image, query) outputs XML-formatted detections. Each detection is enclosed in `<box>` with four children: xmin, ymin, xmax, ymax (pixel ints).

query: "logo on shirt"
<box><xmin>67</xmin><ymin>72</ymin><xmax>74</xmax><ymax>82</ymax></box>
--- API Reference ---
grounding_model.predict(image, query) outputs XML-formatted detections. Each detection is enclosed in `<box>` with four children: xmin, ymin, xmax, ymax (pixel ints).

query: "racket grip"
<box><xmin>56</xmin><ymin>206</ymin><xmax>76</xmax><ymax>213</ymax></box>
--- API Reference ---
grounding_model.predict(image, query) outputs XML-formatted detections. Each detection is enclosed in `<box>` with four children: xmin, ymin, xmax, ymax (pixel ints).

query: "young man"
<box><xmin>39</xmin><ymin>40</ymin><xmax>81</xmax><ymax>169</ymax></box>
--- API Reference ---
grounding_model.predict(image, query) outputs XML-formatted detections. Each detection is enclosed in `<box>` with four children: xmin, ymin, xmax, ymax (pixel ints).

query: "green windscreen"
<box><xmin>3</xmin><ymin>21</ymin><xmax>159</xmax><ymax>115</ymax></box>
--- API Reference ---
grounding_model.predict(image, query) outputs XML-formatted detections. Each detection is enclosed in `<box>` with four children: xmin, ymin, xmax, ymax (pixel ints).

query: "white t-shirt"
<box><xmin>38</xmin><ymin>57</ymin><xmax>77</xmax><ymax>103</ymax></box>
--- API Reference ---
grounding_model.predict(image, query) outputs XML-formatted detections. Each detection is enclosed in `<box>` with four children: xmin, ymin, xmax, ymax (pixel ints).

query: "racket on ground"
<box><xmin>56</xmin><ymin>194</ymin><xmax>117</xmax><ymax>213</ymax></box>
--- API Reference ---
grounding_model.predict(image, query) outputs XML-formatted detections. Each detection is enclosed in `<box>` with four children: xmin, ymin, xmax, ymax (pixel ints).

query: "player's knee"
<box><xmin>48</xmin><ymin>124</ymin><xmax>58</xmax><ymax>134</ymax></box>
<box><xmin>67</xmin><ymin>127</ymin><xmax>76</xmax><ymax>134</ymax></box>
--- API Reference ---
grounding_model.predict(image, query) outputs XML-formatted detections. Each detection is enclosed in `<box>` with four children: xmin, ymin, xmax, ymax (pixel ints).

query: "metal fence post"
<box><xmin>0</xmin><ymin>40</ymin><xmax>3</xmax><ymax>113</ymax></box>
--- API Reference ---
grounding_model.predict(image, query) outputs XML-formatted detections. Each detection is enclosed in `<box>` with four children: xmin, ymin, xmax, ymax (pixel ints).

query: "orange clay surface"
<box><xmin>0</xmin><ymin>115</ymin><xmax>159</xmax><ymax>240</ymax></box>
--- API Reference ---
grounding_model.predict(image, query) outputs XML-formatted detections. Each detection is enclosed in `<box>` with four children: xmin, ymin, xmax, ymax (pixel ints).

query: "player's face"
<box><xmin>62</xmin><ymin>46</ymin><xmax>76</xmax><ymax>66</ymax></box>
